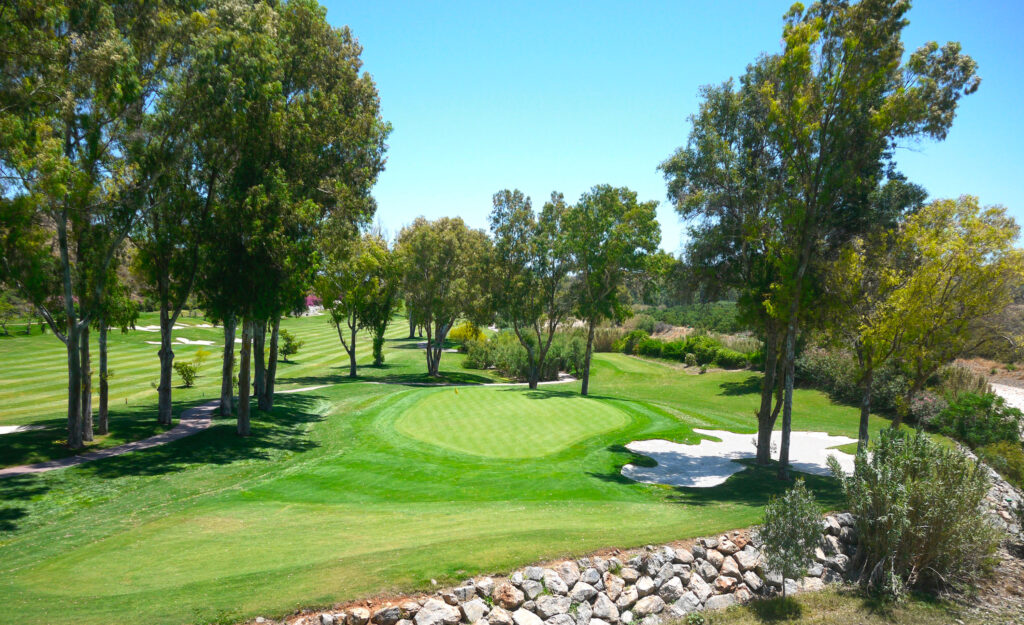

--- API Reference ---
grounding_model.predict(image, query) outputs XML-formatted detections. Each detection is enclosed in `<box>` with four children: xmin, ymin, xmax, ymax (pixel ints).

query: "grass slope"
<box><xmin>0</xmin><ymin>320</ymin><xmax>905</xmax><ymax>625</ymax></box>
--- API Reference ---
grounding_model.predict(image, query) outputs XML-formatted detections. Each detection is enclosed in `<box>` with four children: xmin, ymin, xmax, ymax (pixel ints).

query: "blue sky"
<box><xmin>323</xmin><ymin>0</ymin><xmax>1024</xmax><ymax>253</ymax></box>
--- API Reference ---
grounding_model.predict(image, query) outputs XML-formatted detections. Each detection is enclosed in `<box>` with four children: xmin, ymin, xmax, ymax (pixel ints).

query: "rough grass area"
<box><xmin>0</xmin><ymin>318</ymin><xmax>910</xmax><ymax>625</ymax></box>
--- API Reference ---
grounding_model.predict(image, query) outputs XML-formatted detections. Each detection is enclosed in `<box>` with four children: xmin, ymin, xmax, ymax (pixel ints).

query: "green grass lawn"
<box><xmin>0</xmin><ymin>315</ymin><xmax>905</xmax><ymax>625</ymax></box>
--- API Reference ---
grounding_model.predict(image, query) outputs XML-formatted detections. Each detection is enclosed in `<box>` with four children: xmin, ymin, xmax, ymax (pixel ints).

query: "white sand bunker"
<box><xmin>0</xmin><ymin>425</ymin><xmax>46</xmax><ymax>435</ymax></box>
<box><xmin>135</xmin><ymin>324</ymin><xmax>189</xmax><ymax>332</ymax></box>
<box><xmin>145</xmin><ymin>337</ymin><xmax>214</xmax><ymax>346</ymax></box>
<box><xmin>622</xmin><ymin>429</ymin><xmax>857</xmax><ymax>488</ymax></box>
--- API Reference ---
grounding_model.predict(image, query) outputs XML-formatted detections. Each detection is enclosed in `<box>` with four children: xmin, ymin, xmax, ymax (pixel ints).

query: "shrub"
<box><xmin>463</xmin><ymin>338</ymin><xmax>494</xmax><ymax>369</ymax></box>
<box><xmin>279</xmin><ymin>329</ymin><xmax>303</xmax><ymax>362</ymax></box>
<box><xmin>636</xmin><ymin>337</ymin><xmax>663</xmax><ymax>357</ymax></box>
<box><xmin>907</xmin><ymin>391</ymin><xmax>948</xmax><ymax>426</ymax></box>
<box><xmin>449</xmin><ymin>321</ymin><xmax>486</xmax><ymax>345</ymax></box>
<box><xmin>686</xmin><ymin>334</ymin><xmax>720</xmax><ymax>365</ymax></box>
<box><xmin>713</xmin><ymin>348</ymin><xmax>748</xmax><ymax>369</ymax></box>
<box><xmin>828</xmin><ymin>429</ymin><xmax>1000</xmax><ymax>598</ymax></box>
<box><xmin>620</xmin><ymin>330</ymin><xmax>649</xmax><ymax>355</ymax></box>
<box><xmin>684</xmin><ymin>352</ymin><xmax>697</xmax><ymax>367</ymax></box>
<box><xmin>466</xmin><ymin>331</ymin><xmax>583</xmax><ymax>381</ymax></box>
<box><xmin>759</xmin><ymin>479</ymin><xmax>822</xmax><ymax>598</ymax></box>
<box><xmin>935</xmin><ymin>363</ymin><xmax>990</xmax><ymax>399</ymax></box>
<box><xmin>547</xmin><ymin>332</ymin><xmax>586</xmax><ymax>378</ymax></box>
<box><xmin>661</xmin><ymin>340</ymin><xmax>687</xmax><ymax>361</ymax></box>
<box><xmin>592</xmin><ymin>327</ymin><xmax>625</xmax><ymax>353</ymax></box>
<box><xmin>642</xmin><ymin>301</ymin><xmax>741</xmax><ymax>333</ymax></box>
<box><xmin>931</xmin><ymin>392</ymin><xmax>1023</xmax><ymax>448</ymax></box>
<box><xmin>173</xmin><ymin>361</ymin><xmax>198</xmax><ymax>388</ymax></box>
<box><xmin>795</xmin><ymin>346</ymin><xmax>909</xmax><ymax>415</ymax></box>
<box><xmin>625</xmin><ymin>314</ymin><xmax>656</xmax><ymax>335</ymax></box>
<box><xmin>978</xmin><ymin>441</ymin><xmax>1024</xmax><ymax>490</ymax></box>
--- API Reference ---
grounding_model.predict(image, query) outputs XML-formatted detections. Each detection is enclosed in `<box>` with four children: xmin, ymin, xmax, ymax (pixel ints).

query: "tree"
<box><xmin>759</xmin><ymin>479</ymin><xmax>822</xmax><ymax>599</ymax></box>
<box><xmin>0</xmin><ymin>289</ymin><xmax>14</xmax><ymax>335</ymax></box>
<box><xmin>316</xmin><ymin>234</ymin><xmax>372</xmax><ymax>378</ymax></box>
<box><xmin>397</xmin><ymin>217</ymin><xmax>492</xmax><ymax>377</ymax></box>
<box><xmin>278</xmin><ymin>329</ymin><xmax>303</xmax><ymax>363</ymax></box>
<box><xmin>357</xmin><ymin>234</ymin><xmax>401</xmax><ymax>366</ymax></box>
<box><xmin>563</xmin><ymin>185</ymin><xmax>659</xmax><ymax>396</ymax></box>
<box><xmin>888</xmin><ymin>197</ymin><xmax>1024</xmax><ymax>427</ymax></box>
<box><xmin>489</xmin><ymin>189</ymin><xmax>572</xmax><ymax>389</ymax></box>
<box><xmin>95</xmin><ymin>269</ymin><xmax>139</xmax><ymax>435</ymax></box>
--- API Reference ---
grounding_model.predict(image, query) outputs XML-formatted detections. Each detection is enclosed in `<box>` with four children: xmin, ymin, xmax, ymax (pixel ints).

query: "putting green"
<box><xmin>394</xmin><ymin>387</ymin><xmax>630</xmax><ymax>458</ymax></box>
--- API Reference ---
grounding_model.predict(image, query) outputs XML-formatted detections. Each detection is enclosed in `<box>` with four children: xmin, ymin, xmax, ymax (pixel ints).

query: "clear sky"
<box><xmin>322</xmin><ymin>0</ymin><xmax>1024</xmax><ymax>253</ymax></box>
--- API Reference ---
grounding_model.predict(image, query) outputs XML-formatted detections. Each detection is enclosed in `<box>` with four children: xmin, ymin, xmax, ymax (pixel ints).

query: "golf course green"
<box><xmin>0</xmin><ymin>314</ymin><xmax>897</xmax><ymax>625</ymax></box>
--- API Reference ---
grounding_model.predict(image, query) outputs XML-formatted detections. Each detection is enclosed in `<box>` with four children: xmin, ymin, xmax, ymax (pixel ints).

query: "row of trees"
<box><xmin>317</xmin><ymin>185</ymin><xmax>661</xmax><ymax>393</ymax></box>
<box><xmin>660</xmin><ymin>0</ymin><xmax>1020</xmax><ymax>477</ymax></box>
<box><xmin>0</xmin><ymin>0</ymin><xmax>389</xmax><ymax>445</ymax></box>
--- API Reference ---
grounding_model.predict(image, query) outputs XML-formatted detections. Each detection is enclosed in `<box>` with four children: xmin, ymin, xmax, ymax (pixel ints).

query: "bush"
<box><xmin>935</xmin><ymin>363</ymin><xmax>990</xmax><ymax>399</ymax></box>
<box><xmin>619</xmin><ymin>329</ymin><xmax>649</xmax><ymax>355</ymax></box>
<box><xmin>173</xmin><ymin>361</ymin><xmax>198</xmax><ymax>388</ymax></box>
<box><xmin>684</xmin><ymin>352</ymin><xmax>697</xmax><ymax>367</ymax></box>
<box><xmin>625</xmin><ymin>314</ymin><xmax>656</xmax><ymax>335</ymax></box>
<box><xmin>465</xmin><ymin>331</ymin><xmax>583</xmax><ymax>382</ymax></box>
<box><xmin>795</xmin><ymin>346</ymin><xmax>909</xmax><ymax>415</ymax></box>
<box><xmin>828</xmin><ymin>429</ymin><xmax>1000</xmax><ymax>598</ymax></box>
<box><xmin>636</xmin><ymin>337</ymin><xmax>663</xmax><ymax>357</ymax></box>
<box><xmin>643</xmin><ymin>301</ymin><xmax>741</xmax><ymax>333</ymax></box>
<box><xmin>907</xmin><ymin>391</ymin><xmax>948</xmax><ymax>426</ymax></box>
<box><xmin>713</xmin><ymin>348</ymin><xmax>748</xmax><ymax>369</ymax></box>
<box><xmin>279</xmin><ymin>329</ymin><xmax>303</xmax><ymax>362</ymax></box>
<box><xmin>662</xmin><ymin>340</ymin><xmax>687</xmax><ymax>361</ymax></box>
<box><xmin>978</xmin><ymin>441</ymin><xmax>1024</xmax><ymax>490</ymax></box>
<box><xmin>759</xmin><ymin>479</ymin><xmax>822</xmax><ymax>598</ymax></box>
<box><xmin>449</xmin><ymin>321</ymin><xmax>486</xmax><ymax>345</ymax></box>
<box><xmin>592</xmin><ymin>327</ymin><xmax>625</xmax><ymax>353</ymax></box>
<box><xmin>463</xmin><ymin>338</ymin><xmax>494</xmax><ymax>369</ymax></box>
<box><xmin>686</xmin><ymin>334</ymin><xmax>720</xmax><ymax>365</ymax></box>
<box><xmin>931</xmin><ymin>392</ymin><xmax>1023</xmax><ymax>448</ymax></box>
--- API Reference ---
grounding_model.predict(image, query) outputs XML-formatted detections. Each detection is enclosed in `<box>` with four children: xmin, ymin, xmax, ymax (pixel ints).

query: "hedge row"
<box><xmin>616</xmin><ymin>330</ymin><xmax>749</xmax><ymax>369</ymax></box>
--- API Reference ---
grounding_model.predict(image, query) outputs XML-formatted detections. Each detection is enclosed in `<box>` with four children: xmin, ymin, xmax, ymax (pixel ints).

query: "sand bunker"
<box><xmin>622</xmin><ymin>428</ymin><xmax>857</xmax><ymax>488</ymax></box>
<box><xmin>144</xmin><ymin>337</ymin><xmax>214</xmax><ymax>346</ymax></box>
<box><xmin>0</xmin><ymin>425</ymin><xmax>46</xmax><ymax>436</ymax></box>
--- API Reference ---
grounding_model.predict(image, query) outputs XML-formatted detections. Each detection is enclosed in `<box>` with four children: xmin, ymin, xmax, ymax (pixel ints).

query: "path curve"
<box><xmin>0</xmin><ymin>375</ymin><xmax>578</xmax><ymax>479</ymax></box>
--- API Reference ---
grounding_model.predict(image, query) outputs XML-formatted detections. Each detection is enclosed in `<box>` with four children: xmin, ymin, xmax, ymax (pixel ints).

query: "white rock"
<box><xmin>476</xmin><ymin>578</ymin><xmax>496</xmax><ymax>598</ymax></box>
<box><xmin>614</xmin><ymin>586</ymin><xmax>638</xmax><ymax>610</ymax></box>
<box><xmin>512</xmin><ymin>609</ymin><xmax>543</xmax><ymax>625</ymax></box>
<box><xmin>592</xmin><ymin>593</ymin><xmax>618</xmax><ymax>622</ymax></box>
<box><xmin>569</xmin><ymin>582</ymin><xmax>598</xmax><ymax>604</ymax></box>
<box><xmin>488</xmin><ymin>608</ymin><xmax>514</xmax><ymax>625</ymax></box>
<box><xmin>415</xmin><ymin>600</ymin><xmax>461</xmax><ymax>625</ymax></box>
<box><xmin>351</xmin><ymin>608</ymin><xmax>371</xmax><ymax>625</ymax></box>
<box><xmin>705</xmin><ymin>594</ymin><xmax>736</xmax><ymax>611</ymax></box>
<box><xmin>525</xmin><ymin>567</ymin><xmax>545</xmax><ymax>581</ymax></box>
<box><xmin>741</xmin><ymin>571</ymin><xmax>763</xmax><ymax>593</ymax></box>
<box><xmin>632</xmin><ymin>596</ymin><xmax>665</xmax><ymax>617</ymax></box>
<box><xmin>521</xmin><ymin>580</ymin><xmax>544</xmax><ymax>600</ymax></box>
<box><xmin>461</xmin><ymin>600</ymin><xmax>489</xmax><ymax>624</ymax></box>
<box><xmin>672</xmin><ymin>592</ymin><xmax>702</xmax><ymax>615</ymax></box>
<box><xmin>602</xmin><ymin>573</ymin><xmax>624</xmax><ymax>602</ymax></box>
<box><xmin>575</xmin><ymin>599</ymin><xmax>592</xmax><ymax>625</ymax></box>
<box><xmin>734</xmin><ymin>546</ymin><xmax>761</xmax><ymax>572</ymax></box>
<box><xmin>557</xmin><ymin>561</ymin><xmax>581</xmax><ymax>587</ymax></box>
<box><xmin>544</xmin><ymin>615</ymin><xmax>574</xmax><ymax>625</ymax></box>
<box><xmin>535</xmin><ymin>596</ymin><xmax>571</xmax><ymax>620</ymax></box>
<box><xmin>543</xmin><ymin>570</ymin><xmax>569</xmax><ymax>596</ymax></box>
<box><xmin>455</xmin><ymin>586</ymin><xmax>477</xmax><ymax>603</ymax></box>
<box><xmin>689</xmin><ymin>575</ymin><xmax>713</xmax><ymax>603</ymax></box>
<box><xmin>720</xmin><ymin>555</ymin><xmax>742</xmax><ymax>579</ymax></box>
<box><xmin>657</xmin><ymin>577</ymin><xmax>684</xmax><ymax>603</ymax></box>
<box><xmin>635</xmin><ymin>576</ymin><xmax>655</xmax><ymax>597</ymax></box>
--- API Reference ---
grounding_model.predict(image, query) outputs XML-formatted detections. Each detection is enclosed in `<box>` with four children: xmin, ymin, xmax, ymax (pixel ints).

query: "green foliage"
<box><xmin>591</xmin><ymin>327</ymin><xmax>625</xmax><ymax>353</ymax></box>
<box><xmin>173</xmin><ymin>361</ymin><xmax>198</xmax><ymax>388</ymax></box>
<box><xmin>978</xmin><ymin>441</ymin><xmax>1024</xmax><ymax>490</ymax></box>
<box><xmin>619</xmin><ymin>330</ymin><xmax>649</xmax><ymax>355</ymax></box>
<box><xmin>684</xmin><ymin>352</ymin><xmax>697</xmax><ymax>367</ymax></box>
<box><xmin>714</xmin><ymin>348</ymin><xmax>749</xmax><ymax>370</ymax></box>
<box><xmin>684</xmin><ymin>613</ymin><xmax>706</xmax><ymax>625</ymax></box>
<box><xmin>625</xmin><ymin>314</ymin><xmax>657</xmax><ymax>335</ymax></box>
<box><xmin>636</xmin><ymin>337</ymin><xmax>663</xmax><ymax>357</ymax></box>
<box><xmin>828</xmin><ymin>429</ymin><xmax>1000</xmax><ymax>598</ymax></box>
<box><xmin>279</xmin><ymin>329</ymin><xmax>303</xmax><ymax>363</ymax></box>
<box><xmin>450</xmin><ymin>321</ymin><xmax>486</xmax><ymax>345</ymax></box>
<box><xmin>795</xmin><ymin>347</ymin><xmax>908</xmax><ymax>415</ymax></box>
<box><xmin>463</xmin><ymin>331</ymin><xmax>584</xmax><ymax>382</ymax></box>
<box><xmin>760</xmin><ymin>479</ymin><xmax>822</xmax><ymax>597</ymax></box>
<box><xmin>934</xmin><ymin>363</ymin><xmax>991</xmax><ymax>400</ymax></box>
<box><xmin>931</xmin><ymin>392</ymin><xmax>1023</xmax><ymax>449</ymax></box>
<box><xmin>642</xmin><ymin>302</ymin><xmax>742</xmax><ymax>334</ymax></box>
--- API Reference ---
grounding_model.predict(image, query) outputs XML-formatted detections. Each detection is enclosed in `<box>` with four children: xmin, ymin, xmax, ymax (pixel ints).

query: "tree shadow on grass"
<box><xmin>0</xmin><ymin>474</ymin><xmax>50</xmax><ymax>531</ymax></box>
<box><xmin>746</xmin><ymin>595</ymin><xmax>804</xmax><ymax>622</ymax></box>
<box><xmin>502</xmin><ymin>388</ymin><xmax>580</xmax><ymax>400</ymax></box>
<box><xmin>719</xmin><ymin>375</ymin><xmax>763</xmax><ymax>396</ymax></box>
<box><xmin>78</xmin><ymin>393</ymin><xmax>323</xmax><ymax>480</ymax></box>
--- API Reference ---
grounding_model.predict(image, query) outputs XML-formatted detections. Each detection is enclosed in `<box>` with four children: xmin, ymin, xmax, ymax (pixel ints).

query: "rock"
<box><xmin>689</xmin><ymin>574</ymin><xmax>713</xmax><ymax>603</ymax></box>
<box><xmin>397</xmin><ymin>619</ymin><xmax>414</xmax><ymax>625</ymax></box>
<box><xmin>494</xmin><ymin>583</ymin><xmax>526</xmax><ymax>611</ymax></box>
<box><xmin>701</xmin><ymin>537</ymin><xmax>719</xmax><ymax>550</ymax></box>
<box><xmin>351</xmin><ymin>608</ymin><xmax>371</xmax><ymax>625</ymax></box>
<box><xmin>510</xmin><ymin>572</ymin><xmax>525</xmax><ymax>587</ymax></box>
<box><xmin>402</xmin><ymin>602</ymin><xmax>422</xmax><ymax>617</ymax></box>
<box><xmin>374</xmin><ymin>607</ymin><xmax>403</xmax><ymax>625</ymax></box>
<box><xmin>521</xmin><ymin>580</ymin><xmax>544</xmax><ymax>601</ymax></box>
<box><xmin>635</xmin><ymin>576</ymin><xmax>655</xmax><ymax>597</ymax></box>
<box><xmin>614</xmin><ymin>586</ymin><xmax>638</xmax><ymax>610</ymax></box>
<box><xmin>705</xmin><ymin>550</ymin><xmax>724</xmax><ymax>570</ymax></box>
<box><xmin>633</xmin><ymin>596</ymin><xmax>665</xmax><ymax>617</ymax></box>
<box><xmin>476</xmin><ymin>578</ymin><xmax>496</xmax><ymax>598</ymax></box>
<box><xmin>720</xmin><ymin>556</ymin><xmax>742</xmax><ymax>579</ymax></box>
<box><xmin>321</xmin><ymin>615</ymin><xmax>337</xmax><ymax>625</ymax></box>
<box><xmin>638</xmin><ymin>616</ymin><xmax>661</xmax><ymax>625</ymax></box>
<box><xmin>839</xmin><ymin>526</ymin><xmax>857</xmax><ymax>545</ymax></box>
<box><xmin>607</xmin><ymin>558</ymin><xmax>622</xmax><ymax>572</ymax></box>
<box><xmin>442</xmin><ymin>593</ymin><xmax>459</xmax><ymax>607</ymax></box>
<box><xmin>543</xmin><ymin>570</ymin><xmax>569</xmax><ymax>596</ymax></box>
<box><xmin>569</xmin><ymin>582</ymin><xmax>598</xmax><ymax>604</ymax></box>
<box><xmin>592</xmin><ymin>593</ymin><xmax>618</xmax><ymax>621</ymax></box>
<box><xmin>578</xmin><ymin>558</ymin><xmax>592</xmax><ymax>569</ymax></box>
<box><xmin>704</xmin><ymin>594</ymin><xmax>737</xmax><ymax>611</ymax></box>
<box><xmin>690</xmin><ymin>544</ymin><xmax>706</xmax><ymax>561</ymax></box>
<box><xmin>823</xmin><ymin>516</ymin><xmax>842</xmax><ymax>536</ymax></box>
<box><xmin>762</xmin><ymin>569</ymin><xmax>782</xmax><ymax>588</ymax></box>
<box><xmin>801</xmin><ymin>577</ymin><xmax>825</xmax><ymax>592</ymax></box>
<box><xmin>590</xmin><ymin>619</ymin><xmax>611</xmax><ymax>625</ymax></box>
<box><xmin>581</xmin><ymin>568</ymin><xmax>601</xmax><ymax>586</ymax></box>
<box><xmin>742</xmin><ymin>571</ymin><xmax>763</xmax><ymax>593</ymax></box>
<box><xmin>675</xmin><ymin>549</ymin><xmax>694</xmax><ymax>565</ymax></box>
<box><xmin>821</xmin><ymin>535</ymin><xmax>842</xmax><ymax>556</ymax></box>
<box><xmin>545</xmin><ymin>615</ymin><xmax>574</xmax><ymax>625</ymax></box>
<box><xmin>836</xmin><ymin>512</ymin><xmax>855</xmax><ymax>527</ymax></box>
<box><xmin>814</xmin><ymin>547</ymin><xmax>828</xmax><ymax>564</ymax></box>
<box><xmin>455</xmin><ymin>586</ymin><xmax>477</xmax><ymax>603</ymax></box>
<box><xmin>821</xmin><ymin>568</ymin><xmax>844</xmax><ymax>584</ymax></box>
<box><xmin>627</xmin><ymin>556</ymin><xmax>642</xmax><ymax>568</ymax></box>
<box><xmin>592</xmin><ymin>557</ymin><xmax>608</xmax><ymax>574</ymax></box>
<box><xmin>557</xmin><ymin>561</ymin><xmax>581</xmax><ymax>587</ymax></box>
<box><xmin>512</xmin><ymin>609</ymin><xmax>543</xmax><ymax>625</ymax></box>
<box><xmin>673</xmin><ymin>592</ymin><xmax>702</xmax><ymax>615</ymax></box>
<box><xmin>653</xmin><ymin>562</ymin><xmax>675</xmax><ymax>588</ymax></box>
<box><xmin>713</xmin><ymin>575</ymin><xmax>737</xmax><ymax>593</ymax></box>
<box><xmin>522</xmin><ymin>602</ymin><xmax>536</xmax><ymax>614</ymax></box>
<box><xmin>717</xmin><ymin>540</ymin><xmax>739</xmax><ymax>556</ymax></box>
<box><xmin>618</xmin><ymin>613</ymin><xmax>632</xmax><ymax>625</ymax></box>
<box><xmin>696</xmin><ymin>560</ymin><xmax>718</xmax><ymax>582</ymax></box>
<box><xmin>525</xmin><ymin>567</ymin><xmax>545</xmax><ymax>581</ymax></box>
<box><xmin>415</xmin><ymin>600</ymin><xmax>461</xmax><ymax>625</ymax></box>
<box><xmin>783</xmin><ymin>579</ymin><xmax>799</xmax><ymax>596</ymax></box>
<box><xmin>659</xmin><ymin>546</ymin><xmax>677</xmax><ymax>563</ymax></box>
<box><xmin>575</xmin><ymin>600</ymin><xmax>592</xmax><ymax>625</ymax></box>
<box><xmin>487</xmin><ymin>608</ymin><xmax>514</xmax><ymax>625</ymax></box>
<box><xmin>641</xmin><ymin>554</ymin><xmax>665</xmax><ymax>577</ymax></box>
<box><xmin>619</xmin><ymin>567</ymin><xmax>640</xmax><ymax>585</ymax></box>
<box><xmin>461</xmin><ymin>600</ymin><xmax>489</xmax><ymax>624</ymax></box>
<box><xmin>602</xmin><ymin>573</ymin><xmax>624</xmax><ymax>602</ymax></box>
<box><xmin>658</xmin><ymin>577</ymin><xmax>685</xmax><ymax>603</ymax></box>
<box><xmin>807</xmin><ymin>562</ymin><xmax>823</xmax><ymax>578</ymax></box>
<box><xmin>734</xmin><ymin>585</ymin><xmax>753</xmax><ymax>604</ymax></box>
<box><xmin>672</xmin><ymin>565</ymin><xmax>691</xmax><ymax>585</ymax></box>
<box><xmin>535</xmin><ymin>596</ymin><xmax>572</xmax><ymax>620</ymax></box>
<box><xmin>827</xmin><ymin>554</ymin><xmax>850</xmax><ymax>573</ymax></box>
<box><xmin>734</xmin><ymin>546</ymin><xmax>761</xmax><ymax>572</ymax></box>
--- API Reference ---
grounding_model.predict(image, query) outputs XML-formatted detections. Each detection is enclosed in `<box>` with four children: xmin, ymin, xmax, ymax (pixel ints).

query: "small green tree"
<box><xmin>760</xmin><ymin>479</ymin><xmax>822</xmax><ymax>598</ymax></box>
<box><xmin>279</xmin><ymin>329</ymin><xmax>303</xmax><ymax>363</ymax></box>
<box><xmin>173</xmin><ymin>361</ymin><xmax>198</xmax><ymax>388</ymax></box>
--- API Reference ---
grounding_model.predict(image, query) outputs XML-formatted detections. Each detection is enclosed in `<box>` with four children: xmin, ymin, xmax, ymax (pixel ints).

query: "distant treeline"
<box><xmin>636</xmin><ymin>301</ymin><xmax>741</xmax><ymax>334</ymax></box>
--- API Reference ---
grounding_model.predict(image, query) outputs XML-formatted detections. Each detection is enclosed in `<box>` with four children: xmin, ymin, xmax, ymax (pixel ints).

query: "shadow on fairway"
<box><xmin>504</xmin><ymin>388</ymin><xmax>580</xmax><ymax>400</ymax></box>
<box><xmin>0</xmin><ymin>474</ymin><xmax>49</xmax><ymax>531</ymax></box>
<box><xmin>718</xmin><ymin>375</ymin><xmax>762</xmax><ymax>396</ymax></box>
<box><xmin>78</xmin><ymin>393</ymin><xmax>324</xmax><ymax>480</ymax></box>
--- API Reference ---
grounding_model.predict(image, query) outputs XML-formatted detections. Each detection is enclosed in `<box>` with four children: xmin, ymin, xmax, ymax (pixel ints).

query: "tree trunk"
<box><xmin>253</xmin><ymin>320</ymin><xmax>266</xmax><ymax>401</ymax></box>
<box><xmin>157</xmin><ymin>301</ymin><xmax>175</xmax><ymax>426</ymax></box>
<box><xmin>261</xmin><ymin>317</ymin><xmax>279</xmax><ymax>411</ymax></box>
<box><xmin>237</xmin><ymin>318</ymin><xmax>252</xmax><ymax>436</ymax></box>
<box><xmin>66</xmin><ymin>324</ymin><xmax>83</xmax><ymax>449</ymax></box>
<box><xmin>348</xmin><ymin>320</ymin><xmax>357</xmax><ymax>378</ymax></box>
<box><xmin>408</xmin><ymin>314</ymin><xmax>416</xmax><ymax>339</ymax></box>
<box><xmin>81</xmin><ymin>325</ymin><xmax>93</xmax><ymax>442</ymax></box>
<box><xmin>581</xmin><ymin>319</ymin><xmax>595</xmax><ymax>396</ymax></box>
<box><xmin>777</xmin><ymin>324</ymin><xmax>797</xmax><ymax>480</ymax></box>
<box><xmin>756</xmin><ymin>328</ymin><xmax>780</xmax><ymax>465</ymax></box>
<box><xmin>220</xmin><ymin>315</ymin><xmax>236</xmax><ymax>416</ymax></box>
<box><xmin>98</xmin><ymin>319</ymin><xmax>109</xmax><ymax>435</ymax></box>
<box><xmin>858</xmin><ymin>366</ymin><xmax>873</xmax><ymax>454</ymax></box>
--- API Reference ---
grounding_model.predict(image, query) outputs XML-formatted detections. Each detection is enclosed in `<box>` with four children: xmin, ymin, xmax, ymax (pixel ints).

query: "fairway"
<box><xmin>396</xmin><ymin>387</ymin><xmax>630</xmax><ymax>458</ymax></box>
<box><xmin>0</xmin><ymin>316</ymin><xmax>903</xmax><ymax>625</ymax></box>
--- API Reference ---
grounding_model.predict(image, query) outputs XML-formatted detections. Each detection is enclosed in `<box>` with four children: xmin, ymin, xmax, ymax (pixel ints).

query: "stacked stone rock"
<box><xmin>312</xmin><ymin>516</ymin><xmax>858</xmax><ymax>625</ymax></box>
<box><xmin>957</xmin><ymin>443</ymin><xmax>1024</xmax><ymax>538</ymax></box>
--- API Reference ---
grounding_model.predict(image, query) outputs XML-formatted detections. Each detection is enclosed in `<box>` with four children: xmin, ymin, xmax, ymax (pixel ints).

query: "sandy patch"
<box><xmin>622</xmin><ymin>428</ymin><xmax>857</xmax><ymax>488</ymax></box>
<box><xmin>416</xmin><ymin>341</ymin><xmax>458</xmax><ymax>353</ymax></box>
<box><xmin>992</xmin><ymin>383</ymin><xmax>1024</xmax><ymax>412</ymax></box>
<box><xmin>145</xmin><ymin>337</ymin><xmax>214</xmax><ymax>346</ymax></box>
<box><xmin>0</xmin><ymin>425</ymin><xmax>46</xmax><ymax>436</ymax></box>
<box><xmin>135</xmin><ymin>324</ymin><xmax>189</xmax><ymax>332</ymax></box>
